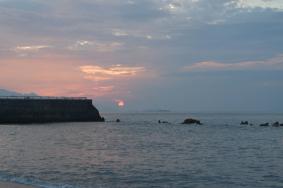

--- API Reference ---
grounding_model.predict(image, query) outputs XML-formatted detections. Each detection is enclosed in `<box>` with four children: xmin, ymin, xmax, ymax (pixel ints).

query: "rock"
<box><xmin>260</xmin><ymin>123</ymin><xmax>269</xmax><ymax>127</ymax></box>
<box><xmin>182</xmin><ymin>118</ymin><xmax>202</xmax><ymax>125</ymax></box>
<box><xmin>158</xmin><ymin>120</ymin><xmax>169</xmax><ymax>124</ymax></box>
<box><xmin>240</xmin><ymin>121</ymin><xmax>249</xmax><ymax>125</ymax></box>
<box><xmin>272</xmin><ymin>122</ymin><xmax>280</xmax><ymax>127</ymax></box>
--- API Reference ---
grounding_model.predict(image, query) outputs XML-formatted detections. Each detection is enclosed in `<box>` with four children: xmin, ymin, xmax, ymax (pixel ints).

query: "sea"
<box><xmin>0</xmin><ymin>113</ymin><xmax>283</xmax><ymax>188</ymax></box>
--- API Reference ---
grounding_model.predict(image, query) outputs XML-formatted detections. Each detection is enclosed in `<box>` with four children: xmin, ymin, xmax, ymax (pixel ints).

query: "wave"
<box><xmin>0</xmin><ymin>171</ymin><xmax>75</xmax><ymax>188</ymax></box>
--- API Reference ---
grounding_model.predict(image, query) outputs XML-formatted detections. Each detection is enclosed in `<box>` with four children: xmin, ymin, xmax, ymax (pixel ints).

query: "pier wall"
<box><xmin>0</xmin><ymin>98</ymin><xmax>104</xmax><ymax>124</ymax></box>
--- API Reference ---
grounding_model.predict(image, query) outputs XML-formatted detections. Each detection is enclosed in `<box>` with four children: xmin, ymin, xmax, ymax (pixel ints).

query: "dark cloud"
<box><xmin>116</xmin><ymin>1</ymin><xmax>168</xmax><ymax>21</ymax></box>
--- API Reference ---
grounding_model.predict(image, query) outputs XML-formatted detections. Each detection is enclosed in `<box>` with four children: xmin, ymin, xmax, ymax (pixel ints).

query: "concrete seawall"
<box><xmin>0</xmin><ymin>97</ymin><xmax>104</xmax><ymax>124</ymax></box>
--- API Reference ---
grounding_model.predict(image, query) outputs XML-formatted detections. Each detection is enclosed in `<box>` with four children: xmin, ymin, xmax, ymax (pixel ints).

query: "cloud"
<box><xmin>68</xmin><ymin>40</ymin><xmax>124</xmax><ymax>52</ymax></box>
<box><xmin>67</xmin><ymin>40</ymin><xmax>93</xmax><ymax>50</ymax></box>
<box><xmin>183</xmin><ymin>54</ymin><xmax>283</xmax><ymax>71</ymax></box>
<box><xmin>112</xmin><ymin>29</ymin><xmax>129</xmax><ymax>37</ymax></box>
<box><xmin>111</xmin><ymin>28</ymin><xmax>171</xmax><ymax>41</ymax></box>
<box><xmin>1</xmin><ymin>0</ymin><xmax>282</xmax><ymax>58</ymax></box>
<box><xmin>13</xmin><ymin>45</ymin><xmax>50</xmax><ymax>52</ymax></box>
<box><xmin>94</xmin><ymin>42</ymin><xmax>124</xmax><ymax>52</ymax></box>
<box><xmin>114</xmin><ymin>0</ymin><xmax>168</xmax><ymax>22</ymax></box>
<box><xmin>236</xmin><ymin>0</ymin><xmax>283</xmax><ymax>10</ymax></box>
<box><xmin>80</xmin><ymin>64</ymin><xmax>145</xmax><ymax>81</ymax></box>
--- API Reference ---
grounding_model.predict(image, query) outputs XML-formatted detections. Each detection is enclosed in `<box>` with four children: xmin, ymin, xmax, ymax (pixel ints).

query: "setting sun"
<box><xmin>116</xmin><ymin>99</ymin><xmax>125</xmax><ymax>107</ymax></box>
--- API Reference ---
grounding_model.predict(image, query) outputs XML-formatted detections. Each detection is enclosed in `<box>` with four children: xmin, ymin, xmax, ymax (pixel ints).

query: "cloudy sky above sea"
<box><xmin>0</xmin><ymin>0</ymin><xmax>283</xmax><ymax>112</ymax></box>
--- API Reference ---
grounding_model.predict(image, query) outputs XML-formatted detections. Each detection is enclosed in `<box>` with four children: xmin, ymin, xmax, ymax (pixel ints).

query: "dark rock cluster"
<box><xmin>158</xmin><ymin>120</ymin><xmax>170</xmax><ymax>124</ymax></box>
<box><xmin>182</xmin><ymin>118</ymin><xmax>202</xmax><ymax>125</ymax></box>
<box><xmin>156</xmin><ymin>118</ymin><xmax>203</xmax><ymax>125</ymax></box>
<box><xmin>241</xmin><ymin>121</ymin><xmax>283</xmax><ymax>127</ymax></box>
<box><xmin>240</xmin><ymin>121</ymin><xmax>249</xmax><ymax>125</ymax></box>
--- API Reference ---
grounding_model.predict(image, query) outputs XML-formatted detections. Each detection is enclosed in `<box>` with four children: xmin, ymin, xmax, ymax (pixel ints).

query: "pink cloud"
<box><xmin>183</xmin><ymin>54</ymin><xmax>283</xmax><ymax>72</ymax></box>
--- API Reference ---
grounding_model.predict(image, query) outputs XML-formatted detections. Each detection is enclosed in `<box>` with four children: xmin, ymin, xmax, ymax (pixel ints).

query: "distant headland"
<box><xmin>0</xmin><ymin>96</ymin><xmax>105</xmax><ymax>124</ymax></box>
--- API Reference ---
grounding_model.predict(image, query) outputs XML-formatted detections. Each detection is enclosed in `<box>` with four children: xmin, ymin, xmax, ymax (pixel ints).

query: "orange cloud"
<box><xmin>80</xmin><ymin>64</ymin><xmax>145</xmax><ymax>81</ymax></box>
<box><xmin>183</xmin><ymin>54</ymin><xmax>283</xmax><ymax>72</ymax></box>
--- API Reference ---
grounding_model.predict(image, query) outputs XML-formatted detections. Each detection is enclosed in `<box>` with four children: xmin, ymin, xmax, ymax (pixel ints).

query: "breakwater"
<box><xmin>0</xmin><ymin>96</ymin><xmax>104</xmax><ymax>124</ymax></box>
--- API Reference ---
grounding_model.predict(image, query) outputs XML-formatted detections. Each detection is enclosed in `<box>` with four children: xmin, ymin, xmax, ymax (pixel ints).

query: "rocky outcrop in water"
<box><xmin>182</xmin><ymin>118</ymin><xmax>202</xmax><ymax>125</ymax></box>
<box><xmin>272</xmin><ymin>122</ymin><xmax>280</xmax><ymax>127</ymax></box>
<box><xmin>258</xmin><ymin>122</ymin><xmax>283</xmax><ymax>127</ymax></box>
<box><xmin>240</xmin><ymin>121</ymin><xmax>249</xmax><ymax>125</ymax></box>
<box><xmin>259</xmin><ymin>123</ymin><xmax>269</xmax><ymax>126</ymax></box>
<box><xmin>158</xmin><ymin>120</ymin><xmax>170</xmax><ymax>124</ymax></box>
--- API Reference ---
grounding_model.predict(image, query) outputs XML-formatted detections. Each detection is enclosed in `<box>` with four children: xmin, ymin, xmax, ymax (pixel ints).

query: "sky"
<box><xmin>0</xmin><ymin>0</ymin><xmax>283</xmax><ymax>112</ymax></box>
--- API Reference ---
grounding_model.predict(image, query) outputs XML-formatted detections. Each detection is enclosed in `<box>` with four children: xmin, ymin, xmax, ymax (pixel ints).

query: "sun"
<box><xmin>116</xmin><ymin>99</ymin><xmax>125</xmax><ymax>108</ymax></box>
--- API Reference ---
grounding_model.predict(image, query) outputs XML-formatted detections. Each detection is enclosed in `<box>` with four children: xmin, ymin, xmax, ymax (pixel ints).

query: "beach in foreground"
<box><xmin>0</xmin><ymin>182</ymin><xmax>36</xmax><ymax>188</ymax></box>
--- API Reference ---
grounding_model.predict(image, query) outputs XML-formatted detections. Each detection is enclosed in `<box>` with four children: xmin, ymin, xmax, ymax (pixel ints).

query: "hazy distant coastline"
<box><xmin>0</xmin><ymin>89</ymin><xmax>37</xmax><ymax>97</ymax></box>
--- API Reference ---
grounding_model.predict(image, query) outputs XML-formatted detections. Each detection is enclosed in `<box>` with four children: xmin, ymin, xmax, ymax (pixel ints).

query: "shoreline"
<box><xmin>0</xmin><ymin>182</ymin><xmax>36</xmax><ymax>188</ymax></box>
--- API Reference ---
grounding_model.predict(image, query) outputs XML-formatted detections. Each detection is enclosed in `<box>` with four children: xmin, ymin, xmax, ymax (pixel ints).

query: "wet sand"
<box><xmin>0</xmin><ymin>182</ymin><xmax>36</xmax><ymax>188</ymax></box>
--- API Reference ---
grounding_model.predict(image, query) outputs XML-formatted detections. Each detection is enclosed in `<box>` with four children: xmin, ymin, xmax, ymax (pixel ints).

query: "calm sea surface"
<box><xmin>0</xmin><ymin>113</ymin><xmax>283</xmax><ymax>188</ymax></box>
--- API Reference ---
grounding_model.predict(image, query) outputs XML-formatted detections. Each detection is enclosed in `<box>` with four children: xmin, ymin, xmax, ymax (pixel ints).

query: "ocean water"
<box><xmin>0</xmin><ymin>113</ymin><xmax>283</xmax><ymax>188</ymax></box>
